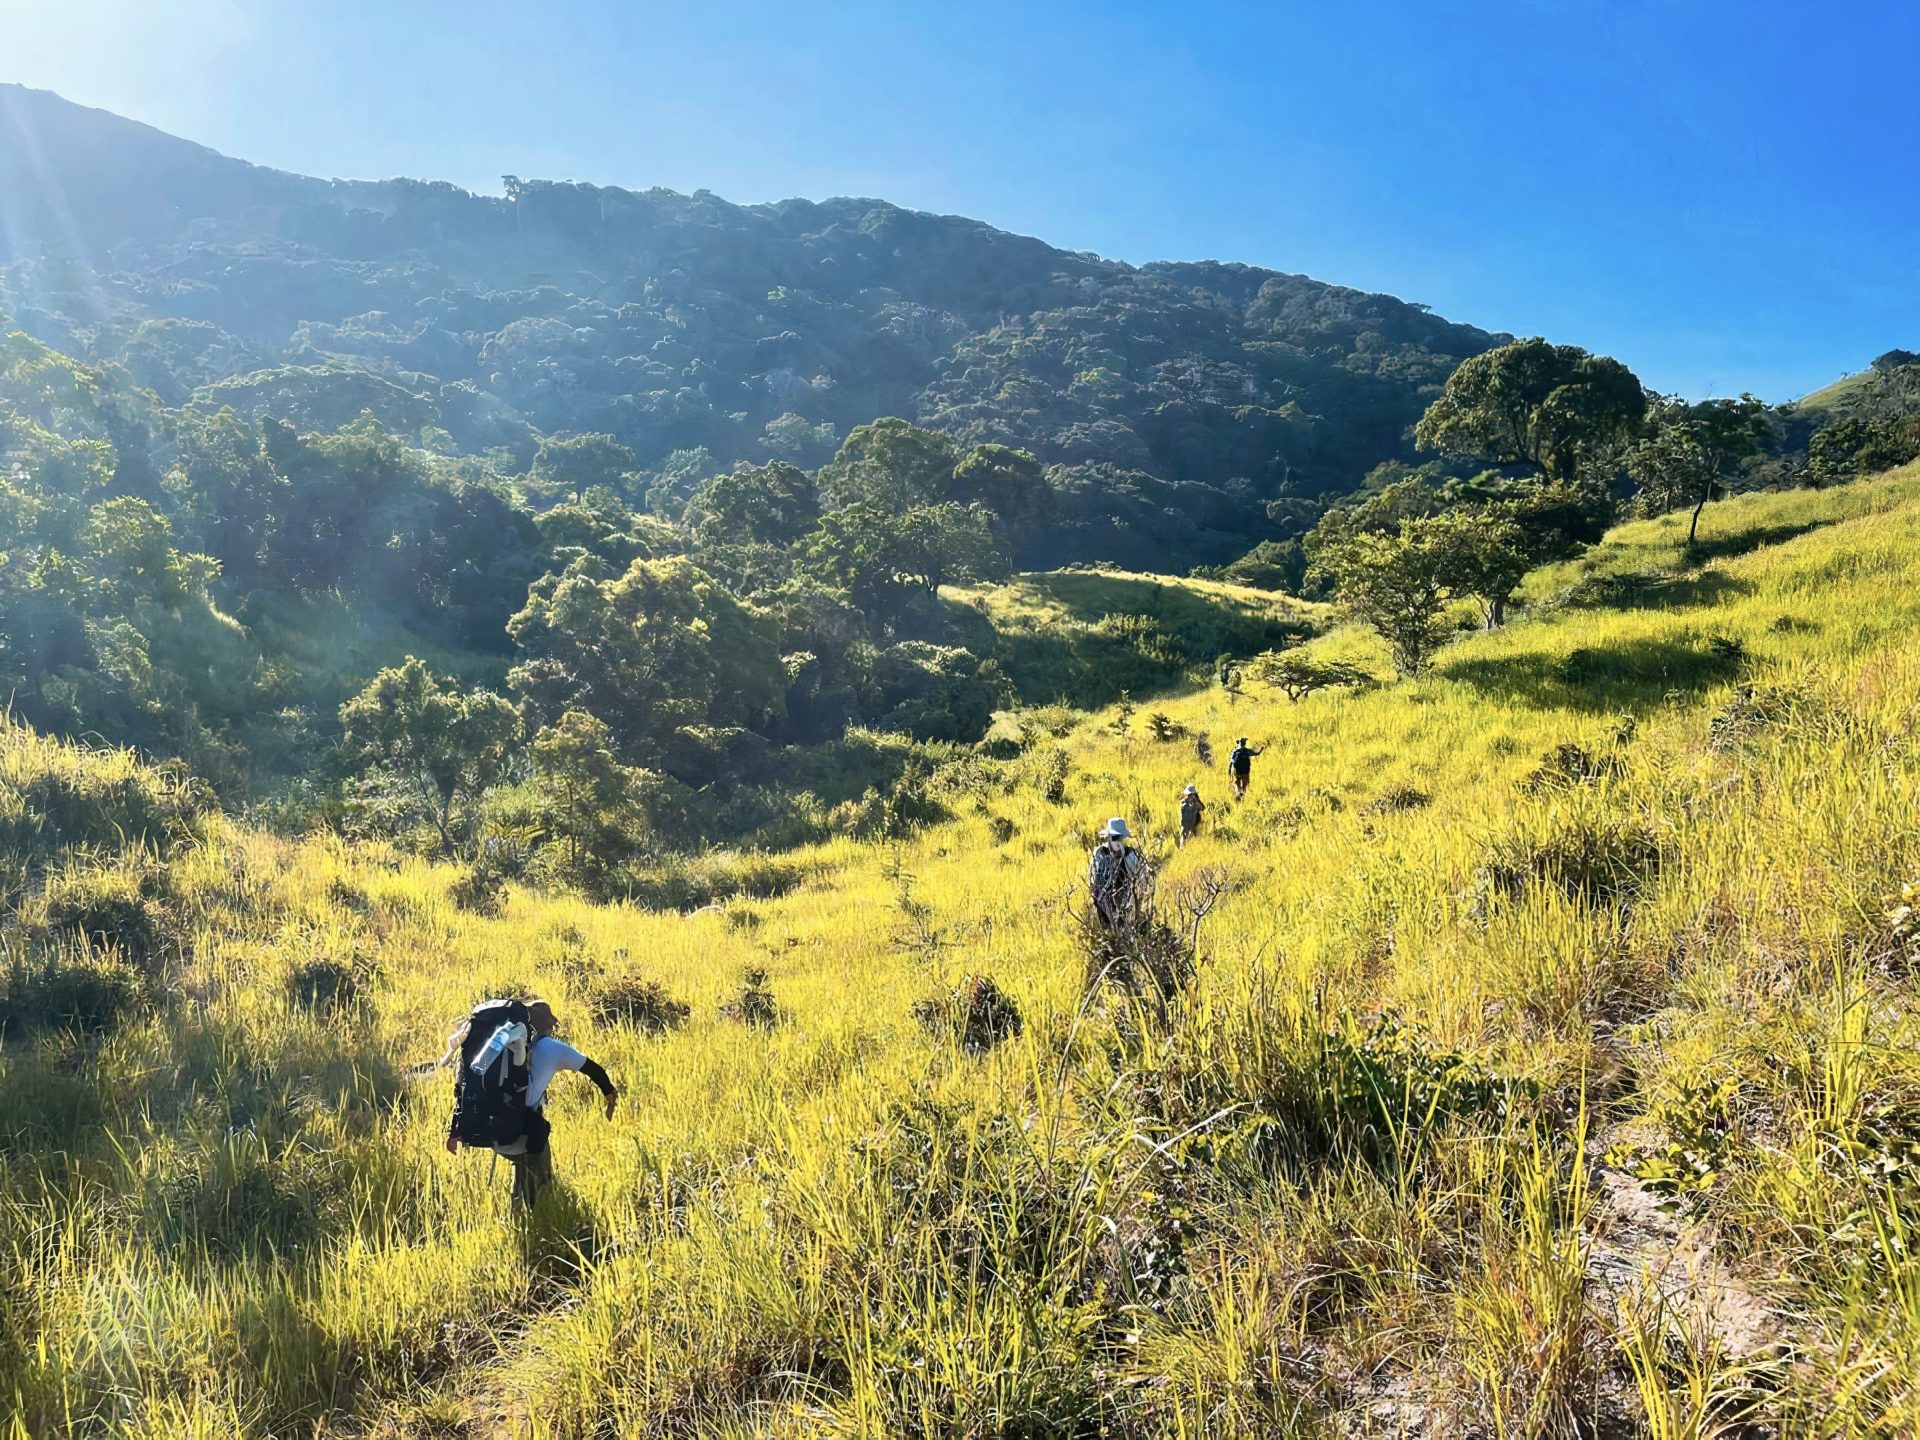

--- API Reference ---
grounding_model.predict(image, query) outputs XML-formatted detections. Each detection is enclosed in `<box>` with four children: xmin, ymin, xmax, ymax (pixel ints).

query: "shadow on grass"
<box><xmin>1557</xmin><ymin>568</ymin><xmax>1754</xmax><ymax>613</ymax></box>
<box><xmin>516</xmin><ymin>1176</ymin><xmax>605</xmax><ymax>1295</ymax></box>
<box><xmin>1684</xmin><ymin>519</ymin><xmax>1830</xmax><ymax>564</ymax></box>
<box><xmin>1442</xmin><ymin>636</ymin><xmax>1746</xmax><ymax>713</ymax></box>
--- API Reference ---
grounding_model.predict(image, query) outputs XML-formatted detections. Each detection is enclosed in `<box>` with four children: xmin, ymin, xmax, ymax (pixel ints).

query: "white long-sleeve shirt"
<box><xmin>526</xmin><ymin>1036</ymin><xmax>588</xmax><ymax>1108</ymax></box>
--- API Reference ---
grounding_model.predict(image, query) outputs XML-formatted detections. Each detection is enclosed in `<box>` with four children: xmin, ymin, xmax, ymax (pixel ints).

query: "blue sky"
<box><xmin>5</xmin><ymin>0</ymin><xmax>1916</xmax><ymax>401</ymax></box>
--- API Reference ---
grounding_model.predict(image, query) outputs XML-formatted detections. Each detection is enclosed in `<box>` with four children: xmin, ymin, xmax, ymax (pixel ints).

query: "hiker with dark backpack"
<box><xmin>445</xmin><ymin>997</ymin><xmax>617</xmax><ymax>1207</ymax></box>
<box><xmin>1227</xmin><ymin>737</ymin><xmax>1263</xmax><ymax>800</ymax></box>
<box><xmin>1088</xmin><ymin>816</ymin><xmax>1146</xmax><ymax>929</ymax></box>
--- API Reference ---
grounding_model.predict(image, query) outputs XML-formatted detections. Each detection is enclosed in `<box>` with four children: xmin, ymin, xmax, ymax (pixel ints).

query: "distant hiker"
<box><xmin>1178</xmin><ymin>784</ymin><xmax>1206</xmax><ymax>845</ymax></box>
<box><xmin>445</xmin><ymin>997</ymin><xmax>617</xmax><ymax>1207</ymax></box>
<box><xmin>1195</xmin><ymin>735</ymin><xmax>1214</xmax><ymax>768</ymax></box>
<box><xmin>1089</xmin><ymin>816</ymin><xmax>1146</xmax><ymax>928</ymax></box>
<box><xmin>1228</xmin><ymin>737</ymin><xmax>1263</xmax><ymax>799</ymax></box>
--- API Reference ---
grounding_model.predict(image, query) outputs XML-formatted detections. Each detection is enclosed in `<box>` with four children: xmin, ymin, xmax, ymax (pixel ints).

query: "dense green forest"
<box><xmin>0</xmin><ymin>82</ymin><xmax>1508</xmax><ymax>574</ymax></box>
<box><xmin>3</xmin><ymin>82</ymin><xmax>1917</xmax><ymax>878</ymax></box>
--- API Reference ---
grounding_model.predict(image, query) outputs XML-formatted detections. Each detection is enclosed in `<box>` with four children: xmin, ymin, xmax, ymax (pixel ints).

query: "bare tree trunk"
<box><xmin>1687</xmin><ymin>477</ymin><xmax>1712</xmax><ymax>547</ymax></box>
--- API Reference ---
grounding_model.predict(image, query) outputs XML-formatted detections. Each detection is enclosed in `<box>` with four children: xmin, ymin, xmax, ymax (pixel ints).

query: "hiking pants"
<box><xmin>508</xmin><ymin>1110</ymin><xmax>554</xmax><ymax>1206</ymax></box>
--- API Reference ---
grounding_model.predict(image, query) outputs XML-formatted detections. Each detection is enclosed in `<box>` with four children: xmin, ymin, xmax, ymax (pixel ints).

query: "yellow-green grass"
<box><xmin>1790</xmin><ymin>367</ymin><xmax>1876</xmax><ymax>417</ymax></box>
<box><xmin>949</xmin><ymin>567</ymin><xmax>1326</xmax><ymax>706</ymax></box>
<box><xmin>5</xmin><ymin>469</ymin><xmax>1920</xmax><ymax>1435</ymax></box>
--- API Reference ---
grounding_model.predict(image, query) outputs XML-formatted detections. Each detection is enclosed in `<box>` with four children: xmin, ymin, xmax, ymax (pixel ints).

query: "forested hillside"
<box><xmin>0</xmin><ymin>82</ymin><xmax>1505</xmax><ymax>572</ymax></box>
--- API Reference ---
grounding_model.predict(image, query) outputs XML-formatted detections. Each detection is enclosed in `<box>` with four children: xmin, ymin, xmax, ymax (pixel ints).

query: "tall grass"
<box><xmin>3</xmin><ymin>466</ymin><xmax>1920</xmax><ymax>1434</ymax></box>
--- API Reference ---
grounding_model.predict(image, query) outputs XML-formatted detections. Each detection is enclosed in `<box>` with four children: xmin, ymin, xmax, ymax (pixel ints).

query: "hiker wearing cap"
<box><xmin>445</xmin><ymin>997</ymin><xmax>617</xmax><ymax>1207</ymax></box>
<box><xmin>1227</xmin><ymin>737</ymin><xmax>1264</xmax><ymax>800</ymax></box>
<box><xmin>1088</xmin><ymin>816</ymin><xmax>1146</xmax><ymax>928</ymax></box>
<box><xmin>1178</xmin><ymin>785</ymin><xmax>1206</xmax><ymax>846</ymax></box>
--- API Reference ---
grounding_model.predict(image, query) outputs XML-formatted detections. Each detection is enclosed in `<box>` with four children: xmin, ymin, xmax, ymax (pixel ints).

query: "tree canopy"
<box><xmin>1415</xmin><ymin>337</ymin><xmax>1646</xmax><ymax>485</ymax></box>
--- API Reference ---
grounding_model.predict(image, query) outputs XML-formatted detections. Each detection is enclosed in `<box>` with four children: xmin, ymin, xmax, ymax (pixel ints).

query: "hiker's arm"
<box><xmin>581</xmin><ymin>1058</ymin><xmax>618</xmax><ymax>1118</ymax></box>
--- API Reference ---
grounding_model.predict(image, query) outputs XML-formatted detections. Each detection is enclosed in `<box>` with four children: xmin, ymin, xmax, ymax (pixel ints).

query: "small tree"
<box><xmin>340</xmin><ymin>657</ymin><xmax>520</xmax><ymax>851</ymax></box>
<box><xmin>1307</xmin><ymin>522</ymin><xmax>1456</xmax><ymax>677</ymax></box>
<box><xmin>531</xmin><ymin>710</ymin><xmax>667</xmax><ymax>877</ymax></box>
<box><xmin>1684</xmin><ymin>396</ymin><xmax>1771</xmax><ymax>545</ymax></box>
<box><xmin>1422</xmin><ymin>507</ymin><xmax>1530</xmax><ymax>628</ymax></box>
<box><xmin>1246</xmin><ymin>651</ymin><xmax>1369</xmax><ymax>702</ymax></box>
<box><xmin>1628</xmin><ymin>395</ymin><xmax>1771</xmax><ymax>545</ymax></box>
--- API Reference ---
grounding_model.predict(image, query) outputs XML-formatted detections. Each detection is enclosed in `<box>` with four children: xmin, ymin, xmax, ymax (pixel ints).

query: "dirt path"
<box><xmin>1587</xmin><ymin>1160</ymin><xmax>1781</xmax><ymax>1365</ymax></box>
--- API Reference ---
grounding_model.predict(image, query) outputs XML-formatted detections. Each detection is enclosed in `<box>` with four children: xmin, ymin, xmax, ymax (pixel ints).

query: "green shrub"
<box><xmin>1032</xmin><ymin>747</ymin><xmax>1070</xmax><ymax>805</ymax></box>
<box><xmin>287</xmin><ymin>956</ymin><xmax>368</xmax><ymax>1013</ymax></box>
<box><xmin>29</xmin><ymin>865</ymin><xmax>178</xmax><ymax>970</ymax></box>
<box><xmin>1479</xmin><ymin>814</ymin><xmax>1661</xmax><ymax>908</ymax></box>
<box><xmin>913</xmin><ymin>974</ymin><xmax>1024</xmax><ymax>1054</ymax></box>
<box><xmin>1364</xmin><ymin>784</ymin><xmax>1430</xmax><ymax>815</ymax></box>
<box><xmin>448</xmin><ymin>859</ymin><xmax>509</xmax><ymax>916</ymax></box>
<box><xmin>1602</xmin><ymin>1077</ymin><xmax>1739</xmax><ymax>1209</ymax></box>
<box><xmin>587</xmin><ymin>974</ymin><xmax>691</xmax><ymax>1033</ymax></box>
<box><xmin>0</xmin><ymin>942</ymin><xmax>146</xmax><ymax>1037</ymax></box>
<box><xmin>1521</xmin><ymin>742</ymin><xmax>1621</xmax><ymax>792</ymax></box>
<box><xmin>0</xmin><ymin>723</ymin><xmax>204</xmax><ymax>869</ymax></box>
<box><xmin>719</xmin><ymin>966</ymin><xmax>780</xmax><ymax>1028</ymax></box>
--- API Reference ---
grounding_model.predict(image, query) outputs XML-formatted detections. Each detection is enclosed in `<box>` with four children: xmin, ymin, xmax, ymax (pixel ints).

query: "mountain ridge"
<box><xmin>0</xmin><ymin>81</ymin><xmax>1506</xmax><ymax>574</ymax></box>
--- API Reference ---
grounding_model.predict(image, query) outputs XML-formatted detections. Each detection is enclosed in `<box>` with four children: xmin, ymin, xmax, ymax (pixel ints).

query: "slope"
<box><xmin>4</xmin><ymin>468</ymin><xmax>1919</xmax><ymax>1435</ymax></box>
<box><xmin>0</xmin><ymin>83</ymin><xmax>1504</xmax><ymax>570</ymax></box>
<box><xmin>948</xmin><ymin>567</ymin><xmax>1327</xmax><ymax>707</ymax></box>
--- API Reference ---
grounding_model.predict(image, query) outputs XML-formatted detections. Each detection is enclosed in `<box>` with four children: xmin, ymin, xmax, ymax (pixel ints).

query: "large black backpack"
<box><xmin>452</xmin><ymin>998</ymin><xmax>532</xmax><ymax>1150</ymax></box>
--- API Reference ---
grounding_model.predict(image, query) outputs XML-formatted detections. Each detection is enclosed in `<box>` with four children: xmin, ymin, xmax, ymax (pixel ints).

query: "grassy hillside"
<box><xmin>5</xmin><ymin>469</ymin><xmax>1920</xmax><ymax>1435</ymax></box>
<box><xmin>952</xmin><ymin>568</ymin><xmax>1326</xmax><ymax>707</ymax></box>
<box><xmin>1789</xmin><ymin>368</ymin><xmax>1876</xmax><ymax>418</ymax></box>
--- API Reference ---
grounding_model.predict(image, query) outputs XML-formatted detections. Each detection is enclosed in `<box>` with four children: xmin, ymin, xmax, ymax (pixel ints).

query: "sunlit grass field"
<box><xmin>946</xmin><ymin>567</ymin><xmax>1324</xmax><ymax>707</ymax></box>
<box><xmin>6</xmin><ymin>468</ymin><xmax>1920</xmax><ymax>1436</ymax></box>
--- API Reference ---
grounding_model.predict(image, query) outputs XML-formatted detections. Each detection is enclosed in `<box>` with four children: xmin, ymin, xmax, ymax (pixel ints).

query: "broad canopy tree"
<box><xmin>817</xmin><ymin>417</ymin><xmax>958</xmax><ymax>512</ymax></box>
<box><xmin>531</xmin><ymin>431</ymin><xmax>640</xmax><ymax>502</ymax></box>
<box><xmin>798</xmin><ymin>501</ymin><xmax>1007</xmax><ymax>627</ymax></box>
<box><xmin>949</xmin><ymin>443</ymin><xmax>1055</xmax><ymax>554</ymax></box>
<box><xmin>685</xmin><ymin>460</ymin><xmax>820</xmax><ymax>547</ymax></box>
<box><xmin>1416</xmin><ymin>337</ymin><xmax>1646</xmax><ymax>487</ymax></box>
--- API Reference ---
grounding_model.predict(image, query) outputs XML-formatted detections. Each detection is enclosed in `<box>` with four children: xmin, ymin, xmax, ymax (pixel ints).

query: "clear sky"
<box><xmin>4</xmin><ymin>0</ymin><xmax>1916</xmax><ymax>401</ymax></box>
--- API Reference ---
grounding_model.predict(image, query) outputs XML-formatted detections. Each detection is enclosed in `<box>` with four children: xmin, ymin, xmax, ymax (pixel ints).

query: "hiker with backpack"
<box><xmin>1227</xmin><ymin>737</ymin><xmax>1263</xmax><ymax>800</ymax></box>
<box><xmin>1088</xmin><ymin>816</ymin><xmax>1146</xmax><ymax>928</ymax></box>
<box><xmin>1178</xmin><ymin>784</ymin><xmax>1205</xmax><ymax>845</ymax></box>
<box><xmin>445</xmin><ymin>997</ymin><xmax>617</xmax><ymax>1207</ymax></box>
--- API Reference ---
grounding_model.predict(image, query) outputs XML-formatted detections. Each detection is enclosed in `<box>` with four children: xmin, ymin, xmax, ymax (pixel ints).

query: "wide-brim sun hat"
<box><xmin>1103</xmin><ymin>817</ymin><xmax>1131</xmax><ymax>838</ymax></box>
<box><xmin>1183</xmin><ymin>785</ymin><xmax>1198</xmax><ymax>795</ymax></box>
